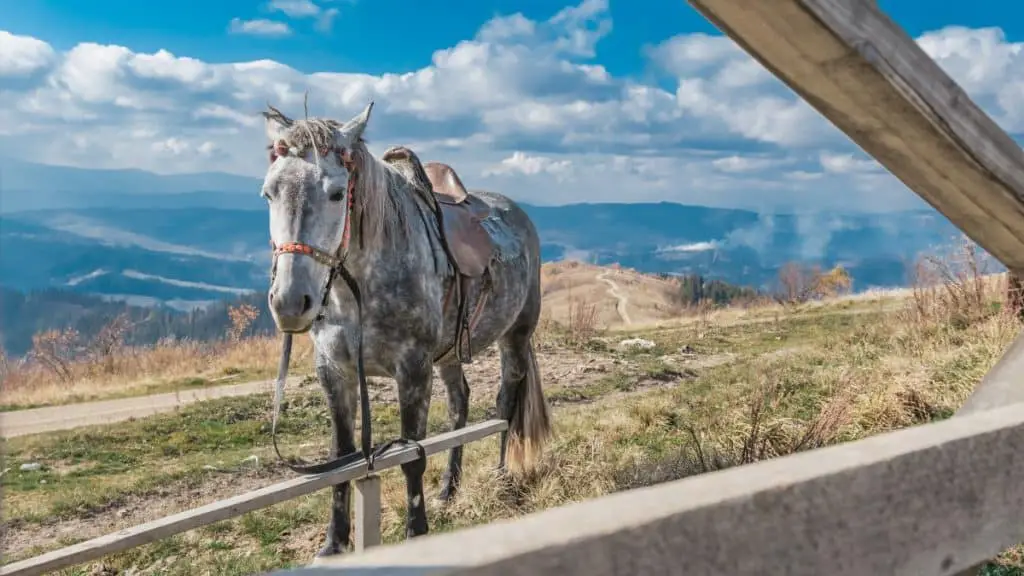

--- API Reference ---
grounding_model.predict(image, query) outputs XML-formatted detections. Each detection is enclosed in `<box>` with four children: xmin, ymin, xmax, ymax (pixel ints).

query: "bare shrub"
<box><xmin>87</xmin><ymin>313</ymin><xmax>133</xmax><ymax>374</ymax></box>
<box><xmin>227</xmin><ymin>303</ymin><xmax>260</xmax><ymax>342</ymax></box>
<box><xmin>29</xmin><ymin>328</ymin><xmax>80</xmax><ymax>384</ymax></box>
<box><xmin>904</xmin><ymin>234</ymin><xmax>1000</xmax><ymax>328</ymax></box>
<box><xmin>776</xmin><ymin>262</ymin><xmax>819</xmax><ymax>304</ymax></box>
<box><xmin>685</xmin><ymin>376</ymin><xmax>854</xmax><ymax>473</ymax></box>
<box><xmin>1006</xmin><ymin>272</ymin><xmax>1024</xmax><ymax>323</ymax></box>
<box><xmin>565</xmin><ymin>292</ymin><xmax>599</xmax><ymax>349</ymax></box>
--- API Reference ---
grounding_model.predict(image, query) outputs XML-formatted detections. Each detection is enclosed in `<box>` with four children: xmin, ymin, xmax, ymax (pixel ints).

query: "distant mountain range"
<box><xmin>0</xmin><ymin>156</ymin><xmax>974</xmax><ymax>311</ymax></box>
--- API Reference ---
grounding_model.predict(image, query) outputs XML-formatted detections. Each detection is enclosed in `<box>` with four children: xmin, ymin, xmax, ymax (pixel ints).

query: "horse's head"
<box><xmin>261</xmin><ymin>102</ymin><xmax>374</xmax><ymax>333</ymax></box>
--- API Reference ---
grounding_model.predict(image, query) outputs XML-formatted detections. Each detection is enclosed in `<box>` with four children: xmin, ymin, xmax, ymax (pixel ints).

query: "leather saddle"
<box><xmin>422</xmin><ymin>162</ymin><xmax>493</xmax><ymax>277</ymax></box>
<box><xmin>380</xmin><ymin>147</ymin><xmax>495</xmax><ymax>363</ymax></box>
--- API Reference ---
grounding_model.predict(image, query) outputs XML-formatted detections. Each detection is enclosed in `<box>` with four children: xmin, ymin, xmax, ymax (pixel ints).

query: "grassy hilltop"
<box><xmin>3</xmin><ymin>242</ymin><xmax>1023</xmax><ymax>575</ymax></box>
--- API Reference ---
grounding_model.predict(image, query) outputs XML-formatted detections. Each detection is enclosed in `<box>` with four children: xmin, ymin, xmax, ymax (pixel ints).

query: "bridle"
<box><xmin>267</xmin><ymin>139</ymin><xmax>424</xmax><ymax>476</ymax></box>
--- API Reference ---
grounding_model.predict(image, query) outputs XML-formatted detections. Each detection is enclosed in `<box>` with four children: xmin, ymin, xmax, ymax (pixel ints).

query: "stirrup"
<box><xmin>457</xmin><ymin>316</ymin><xmax>473</xmax><ymax>364</ymax></box>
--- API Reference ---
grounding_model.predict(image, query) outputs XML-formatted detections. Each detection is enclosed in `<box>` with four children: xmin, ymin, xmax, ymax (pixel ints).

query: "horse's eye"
<box><xmin>328</xmin><ymin>190</ymin><xmax>345</xmax><ymax>202</ymax></box>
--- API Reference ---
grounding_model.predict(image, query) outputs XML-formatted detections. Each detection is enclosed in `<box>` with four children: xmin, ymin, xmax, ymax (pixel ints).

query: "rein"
<box><xmin>268</xmin><ymin>144</ymin><xmax>424</xmax><ymax>476</ymax></box>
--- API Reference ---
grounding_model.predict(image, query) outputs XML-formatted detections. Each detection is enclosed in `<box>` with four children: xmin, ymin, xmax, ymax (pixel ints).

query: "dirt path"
<box><xmin>0</xmin><ymin>378</ymin><xmax>302</xmax><ymax>438</ymax></box>
<box><xmin>597</xmin><ymin>270</ymin><xmax>632</xmax><ymax>325</ymax></box>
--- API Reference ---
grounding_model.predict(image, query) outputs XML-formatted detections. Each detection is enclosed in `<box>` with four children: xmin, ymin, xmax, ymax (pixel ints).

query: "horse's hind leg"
<box><xmin>314</xmin><ymin>352</ymin><xmax>358</xmax><ymax>557</ymax></box>
<box><xmin>436</xmin><ymin>361</ymin><xmax>469</xmax><ymax>502</ymax></box>
<box><xmin>396</xmin><ymin>355</ymin><xmax>433</xmax><ymax>538</ymax></box>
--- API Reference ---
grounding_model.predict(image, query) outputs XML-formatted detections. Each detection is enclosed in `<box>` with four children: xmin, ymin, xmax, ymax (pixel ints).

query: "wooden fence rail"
<box><xmin>0</xmin><ymin>419</ymin><xmax>508</xmax><ymax>576</ymax></box>
<box><xmin>305</xmin><ymin>402</ymin><xmax>1024</xmax><ymax>576</ymax></box>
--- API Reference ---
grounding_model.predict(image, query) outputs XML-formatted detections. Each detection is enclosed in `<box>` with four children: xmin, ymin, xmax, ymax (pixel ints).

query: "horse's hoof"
<box><xmin>315</xmin><ymin>543</ymin><xmax>344</xmax><ymax>558</ymax></box>
<box><xmin>437</xmin><ymin>485</ymin><xmax>457</xmax><ymax>504</ymax></box>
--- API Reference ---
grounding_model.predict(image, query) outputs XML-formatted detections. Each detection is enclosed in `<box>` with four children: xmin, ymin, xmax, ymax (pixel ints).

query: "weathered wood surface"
<box><xmin>684</xmin><ymin>0</ymin><xmax>1024</xmax><ymax>274</ymax></box>
<box><xmin>311</xmin><ymin>403</ymin><xmax>1024</xmax><ymax>575</ymax></box>
<box><xmin>354</xmin><ymin>475</ymin><xmax>383</xmax><ymax>552</ymax></box>
<box><xmin>0</xmin><ymin>419</ymin><xmax>508</xmax><ymax>576</ymax></box>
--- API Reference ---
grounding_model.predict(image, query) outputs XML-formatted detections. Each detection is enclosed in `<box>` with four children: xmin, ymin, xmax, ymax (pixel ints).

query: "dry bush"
<box><xmin>227</xmin><ymin>303</ymin><xmax>260</xmax><ymax>342</ymax></box>
<box><xmin>1005</xmin><ymin>272</ymin><xmax>1024</xmax><ymax>322</ymax></box>
<box><xmin>775</xmin><ymin>262</ymin><xmax>853</xmax><ymax>305</ymax></box>
<box><xmin>565</xmin><ymin>292</ymin><xmax>599</xmax><ymax>348</ymax></box>
<box><xmin>903</xmin><ymin>234</ymin><xmax>1003</xmax><ymax>329</ymax></box>
<box><xmin>684</xmin><ymin>375</ymin><xmax>854</xmax><ymax>473</ymax></box>
<box><xmin>814</xmin><ymin>265</ymin><xmax>853</xmax><ymax>298</ymax></box>
<box><xmin>776</xmin><ymin>262</ymin><xmax>819</xmax><ymax>304</ymax></box>
<box><xmin>29</xmin><ymin>327</ymin><xmax>80</xmax><ymax>384</ymax></box>
<box><xmin>86</xmin><ymin>313</ymin><xmax>133</xmax><ymax>375</ymax></box>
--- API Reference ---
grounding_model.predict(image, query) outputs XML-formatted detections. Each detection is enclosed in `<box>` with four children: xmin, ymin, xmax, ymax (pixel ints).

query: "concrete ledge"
<box><xmin>310</xmin><ymin>403</ymin><xmax>1024</xmax><ymax>575</ymax></box>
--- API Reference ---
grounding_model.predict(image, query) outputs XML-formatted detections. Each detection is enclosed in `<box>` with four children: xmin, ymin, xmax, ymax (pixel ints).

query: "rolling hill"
<box><xmin>0</xmin><ymin>157</ymin><xmax>974</xmax><ymax>311</ymax></box>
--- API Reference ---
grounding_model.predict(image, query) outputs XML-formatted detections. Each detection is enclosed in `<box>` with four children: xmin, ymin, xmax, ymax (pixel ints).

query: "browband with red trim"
<box><xmin>268</xmin><ymin>143</ymin><xmax>358</xmax><ymax>263</ymax></box>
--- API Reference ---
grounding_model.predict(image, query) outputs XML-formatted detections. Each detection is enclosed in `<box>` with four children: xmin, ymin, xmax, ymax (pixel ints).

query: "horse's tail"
<box><xmin>506</xmin><ymin>338</ymin><xmax>553</xmax><ymax>477</ymax></box>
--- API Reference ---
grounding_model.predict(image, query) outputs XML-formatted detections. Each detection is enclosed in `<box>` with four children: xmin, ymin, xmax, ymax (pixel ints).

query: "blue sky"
<box><xmin>2</xmin><ymin>0</ymin><xmax>1023</xmax><ymax>212</ymax></box>
<box><xmin>7</xmin><ymin>1</ymin><xmax>1022</xmax><ymax>77</ymax></box>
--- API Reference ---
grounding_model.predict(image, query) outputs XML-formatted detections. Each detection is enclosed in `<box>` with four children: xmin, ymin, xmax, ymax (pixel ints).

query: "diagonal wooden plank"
<box><xmin>0</xmin><ymin>419</ymin><xmax>507</xmax><ymax>576</ymax></box>
<box><xmin>684</xmin><ymin>0</ymin><xmax>1024</xmax><ymax>273</ymax></box>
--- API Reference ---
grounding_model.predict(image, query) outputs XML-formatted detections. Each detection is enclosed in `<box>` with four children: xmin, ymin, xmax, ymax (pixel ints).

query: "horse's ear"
<box><xmin>263</xmin><ymin>104</ymin><xmax>293</xmax><ymax>143</ymax></box>
<box><xmin>338</xmin><ymin>101</ymin><xmax>373</xmax><ymax>143</ymax></box>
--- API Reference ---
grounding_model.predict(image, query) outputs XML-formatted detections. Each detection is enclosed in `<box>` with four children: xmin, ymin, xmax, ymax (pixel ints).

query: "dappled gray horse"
<box><xmin>260</xmin><ymin>102</ymin><xmax>552</xmax><ymax>556</ymax></box>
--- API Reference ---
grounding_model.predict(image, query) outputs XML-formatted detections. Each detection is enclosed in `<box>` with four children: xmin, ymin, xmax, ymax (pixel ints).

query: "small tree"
<box><xmin>776</xmin><ymin>262</ymin><xmax>819</xmax><ymax>304</ymax></box>
<box><xmin>227</xmin><ymin>303</ymin><xmax>260</xmax><ymax>342</ymax></box>
<box><xmin>814</xmin><ymin>265</ymin><xmax>853</xmax><ymax>298</ymax></box>
<box><xmin>775</xmin><ymin>262</ymin><xmax>854</xmax><ymax>304</ymax></box>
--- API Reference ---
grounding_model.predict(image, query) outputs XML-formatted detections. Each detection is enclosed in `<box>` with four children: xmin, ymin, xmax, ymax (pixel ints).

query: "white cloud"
<box><xmin>483</xmin><ymin>151</ymin><xmax>573</xmax><ymax>178</ymax></box>
<box><xmin>228</xmin><ymin>18</ymin><xmax>292</xmax><ymax>37</ymax></box>
<box><xmin>711</xmin><ymin>155</ymin><xmax>786</xmax><ymax>173</ymax></box>
<box><xmin>269</xmin><ymin>0</ymin><xmax>321</xmax><ymax>18</ymax></box>
<box><xmin>266</xmin><ymin>0</ymin><xmax>340</xmax><ymax>32</ymax></box>
<box><xmin>0</xmin><ymin>31</ymin><xmax>55</xmax><ymax>77</ymax></box>
<box><xmin>819</xmin><ymin>152</ymin><xmax>880</xmax><ymax>174</ymax></box>
<box><xmin>658</xmin><ymin>241</ymin><xmax>719</xmax><ymax>253</ymax></box>
<box><xmin>0</xmin><ymin>10</ymin><xmax>1021</xmax><ymax>212</ymax></box>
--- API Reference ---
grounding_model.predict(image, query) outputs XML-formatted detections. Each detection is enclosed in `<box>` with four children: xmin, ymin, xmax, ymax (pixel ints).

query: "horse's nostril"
<box><xmin>301</xmin><ymin>294</ymin><xmax>313</xmax><ymax>314</ymax></box>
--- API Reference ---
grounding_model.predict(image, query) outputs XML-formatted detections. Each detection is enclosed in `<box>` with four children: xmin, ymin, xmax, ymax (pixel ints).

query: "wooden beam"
<box><xmin>354</xmin><ymin>475</ymin><xmax>383</xmax><ymax>552</ymax></box>
<box><xmin>0</xmin><ymin>419</ymin><xmax>508</xmax><ymax>576</ymax></box>
<box><xmin>311</xmin><ymin>404</ymin><xmax>1024</xmax><ymax>575</ymax></box>
<box><xmin>682</xmin><ymin>0</ymin><xmax>1024</xmax><ymax>274</ymax></box>
<box><xmin>956</xmin><ymin>331</ymin><xmax>1024</xmax><ymax>415</ymax></box>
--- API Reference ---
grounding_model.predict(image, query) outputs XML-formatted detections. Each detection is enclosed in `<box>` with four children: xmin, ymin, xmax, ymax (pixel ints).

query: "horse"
<box><xmin>259</xmin><ymin>101</ymin><xmax>553</xmax><ymax>556</ymax></box>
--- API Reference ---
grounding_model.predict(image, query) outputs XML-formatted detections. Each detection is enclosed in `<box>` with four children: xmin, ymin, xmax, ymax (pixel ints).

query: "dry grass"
<box><xmin>0</xmin><ymin>336</ymin><xmax>315</xmax><ymax>410</ymax></box>
<box><xmin>4</xmin><ymin>240</ymin><xmax>1024</xmax><ymax>574</ymax></box>
<box><xmin>5</xmin><ymin>281</ymin><xmax>1021</xmax><ymax>573</ymax></box>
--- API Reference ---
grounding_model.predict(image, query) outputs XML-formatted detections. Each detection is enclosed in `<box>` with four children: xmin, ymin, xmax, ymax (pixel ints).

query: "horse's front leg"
<box><xmin>315</xmin><ymin>350</ymin><xmax>359</xmax><ymax>557</ymax></box>
<box><xmin>395</xmin><ymin>353</ymin><xmax>433</xmax><ymax>538</ymax></box>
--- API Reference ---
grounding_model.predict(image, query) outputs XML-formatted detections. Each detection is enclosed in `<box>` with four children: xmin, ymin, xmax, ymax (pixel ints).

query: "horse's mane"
<box><xmin>266</xmin><ymin>109</ymin><xmax>421</xmax><ymax>251</ymax></box>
